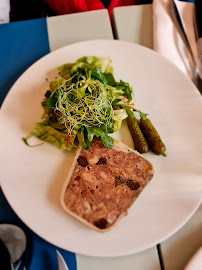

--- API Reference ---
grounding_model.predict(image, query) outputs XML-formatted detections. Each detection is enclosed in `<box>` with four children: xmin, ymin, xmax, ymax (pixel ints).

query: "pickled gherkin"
<box><xmin>139</xmin><ymin>118</ymin><xmax>166</xmax><ymax>156</ymax></box>
<box><xmin>127</xmin><ymin>117</ymin><xmax>149</xmax><ymax>154</ymax></box>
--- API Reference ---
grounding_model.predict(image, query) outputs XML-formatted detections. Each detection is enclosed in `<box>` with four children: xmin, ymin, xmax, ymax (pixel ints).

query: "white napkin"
<box><xmin>184</xmin><ymin>246</ymin><xmax>202</xmax><ymax>270</ymax></box>
<box><xmin>153</xmin><ymin>0</ymin><xmax>198</xmax><ymax>79</ymax></box>
<box><xmin>0</xmin><ymin>0</ymin><xmax>10</xmax><ymax>24</ymax></box>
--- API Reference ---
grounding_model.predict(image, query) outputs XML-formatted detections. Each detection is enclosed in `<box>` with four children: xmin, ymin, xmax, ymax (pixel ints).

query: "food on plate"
<box><xmin>127</xmin><ymin>116</ymin><xmax>166</xmax><ymax>156</ymax></box>
<box><xmin>127</xmin><ymin>116</ymin><xmax>149</xmax><ymax>154</ymax></box>
<box><xmin>22</xmin><ymin>55</ymin><xmax>163</xmax><ymax>232</ymax></box>
<box><xmin>23</xmin><ymin>56</ymin><xmax>147</xmax><ymax>150</ymax></box>
<box><xmin>23</xmin><ymin>55</ymin><xmax>166</xmax><ymax>157</ymax></box>
<box><xmin>139</xmin><ymin>118</ymin><xmax>166</xmax><ymax>156</ymax></box>
<box><xmin>61</xmin><ymin>139</ymin><xmax>154</xmax><ymax>232</ymax></box>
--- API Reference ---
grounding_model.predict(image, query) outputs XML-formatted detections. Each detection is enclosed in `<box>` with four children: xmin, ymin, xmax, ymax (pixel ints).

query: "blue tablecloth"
<box><xmin>0</xmin><ymin>188</ymin><xmax>76</xmax><ymax>270</ymax></box>
<box><xmin>0</xmin><ymin>18</ymin><xmax>76</xmax><ymax>270</ymax></box>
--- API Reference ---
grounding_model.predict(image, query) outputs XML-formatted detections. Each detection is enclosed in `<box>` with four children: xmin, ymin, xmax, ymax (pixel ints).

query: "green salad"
<box><xmin>24</xmin><ymin>56</ymin><xmax>147</xmax><ymax>150</ymax></box>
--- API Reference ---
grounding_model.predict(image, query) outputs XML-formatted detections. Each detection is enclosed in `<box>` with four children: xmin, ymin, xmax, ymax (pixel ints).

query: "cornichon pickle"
<box><xmin>127</xmin><ymin>117</ymin><xmax>149</xmax><ymax>153</ymax></box>
<box><xmin>139</xmin><ymin>118</ymin><xmax>166</xmax><ymax>156</ymax></box>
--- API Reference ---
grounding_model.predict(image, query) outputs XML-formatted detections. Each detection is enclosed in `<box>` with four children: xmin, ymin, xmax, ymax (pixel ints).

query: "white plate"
<box><xmin>0</xmin><ymin>40</ymin><xmax>202</xmax><ymax>257</ymax></box>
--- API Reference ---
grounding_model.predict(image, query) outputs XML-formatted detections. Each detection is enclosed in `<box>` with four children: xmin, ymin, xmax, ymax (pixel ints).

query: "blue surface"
<box><xmin>0</xmin><ymin>188</ymin><xmax>77</xmax><ymax>270</ymax></box>
<box><xmin>0</xmin><ymin>18</ymin><xmax>49</xmax><ymax>107</ymax></box>
<box><xmin>0</xmin><ymin>17</ymin><xmax>77</xmax><ymax>270</ymax></box>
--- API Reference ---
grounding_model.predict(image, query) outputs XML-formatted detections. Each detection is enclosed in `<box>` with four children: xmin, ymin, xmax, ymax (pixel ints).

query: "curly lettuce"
<box><xmin>23</xmin><ymin>56</ymin><xmax>147</xmax><ymax>150</ymax></box>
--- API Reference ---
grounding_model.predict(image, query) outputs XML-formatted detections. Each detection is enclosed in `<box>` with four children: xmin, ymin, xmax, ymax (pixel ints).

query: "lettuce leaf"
<box><xmin>91</xmin><ymin>67</ymin><xmax>106</xmax><ymax>86</ymax></box>
<box><xmin>58</xmin><ymin>63</ymin><xmax>73</xmax><ymax>79</ymax></box>
<box><xmin>103</xmin><ymin>73</ymin><xmax>116</xmax><ymax>86</ymax></box>
<box><xmin>49</xmin><ymin>78</ymin><xmax>64</xmax><ymax>93</ymax></box>
<box><xmin>47</xmin><ymin>90</ymin><xmax>58</xmax><ymax>108</ymax></box>
<box><xmin>115</xmin><ymin>80</ymin><xmax>133</xmax><ymax>102</ymax></box>
<box><xmin>113</xmin><ymin>109</ymin><xmax>128</xmax><ymax>121</ymax></box>
<box><xmin>71</xmin><ymin>56</ymin><xmax>113</xmax><ymax>74</ymax></box>
<box><xmin>112</xmin><ymin>119</ymin><xmax>122</xmax><ymax>132</ymax></box>
<box><xmin>30</xmin><ymin>122</ymin><xmax>76</xmax><ymax>150</ymax></box>
<box><xmin>86</xmin><ymin>127</ymin><xmax>114</xmax><ymax>148</ymax></box>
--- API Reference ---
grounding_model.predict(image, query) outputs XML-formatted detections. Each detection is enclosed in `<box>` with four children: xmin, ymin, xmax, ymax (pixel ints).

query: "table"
<box><xmin>113</xmin><ymin>5</ymin><xmax>202</xmax><ymax>270</ymax></box>
<box><xmin>0</xmin><ymin>6</ymin><xmax>201</xmax><ymax>270</ymax></box>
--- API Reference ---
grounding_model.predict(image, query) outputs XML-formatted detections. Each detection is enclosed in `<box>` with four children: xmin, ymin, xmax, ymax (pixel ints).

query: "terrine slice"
<box><xmin>61</xmin><ymin>139</ymin><xmax>154</xmax><ymax>232</ymax></box>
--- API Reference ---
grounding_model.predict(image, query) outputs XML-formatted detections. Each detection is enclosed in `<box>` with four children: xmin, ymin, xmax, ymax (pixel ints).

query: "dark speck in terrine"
<box><xmin>96</xmin><ymin>157</ymin><xmax>107</xmax><ymax>165</ymax></box>
<box><xmin>77</xmin><ymin>156</ymin><xmax>88</xmax><ymax>167</ymax></box>
<box><xmin>126</xmin><ymin>180</ymin><xmax>140</xmax><ymax>190</ymax></box>
<box><xmin>94</xmin><ymin>218</ymin><xmax>108</xmax><ymax>229</ymax></box>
